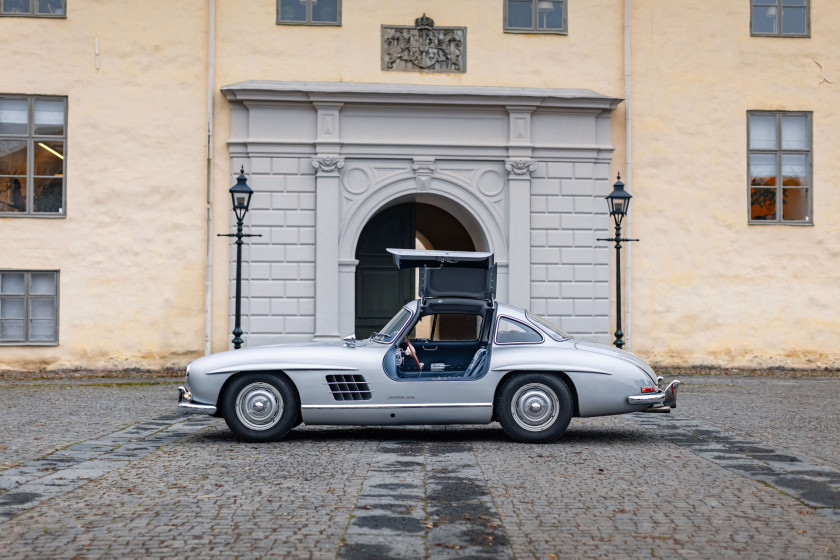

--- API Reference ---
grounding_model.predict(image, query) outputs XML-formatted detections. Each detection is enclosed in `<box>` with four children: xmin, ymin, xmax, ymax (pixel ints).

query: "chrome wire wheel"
<box><xmin>235</xmin><ymin>382</ymin><xmax>284</xmax><ymax>431</ymax></box>
<box><xmin>510</xmin><ymin>383</ymin><xmax>560</xmax><ymax>432</ymax></box>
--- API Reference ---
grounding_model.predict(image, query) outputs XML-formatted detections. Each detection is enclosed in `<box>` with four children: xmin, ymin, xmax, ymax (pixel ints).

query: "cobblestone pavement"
<box><xmin>0</xmin><ymin>375</ymin><xmax>837</xmax><ymax>559</ymax></box>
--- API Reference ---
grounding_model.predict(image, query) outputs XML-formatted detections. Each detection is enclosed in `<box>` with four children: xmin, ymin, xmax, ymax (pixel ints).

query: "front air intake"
<box><xmin>326</xmin><ymin>374</ymin><xmax>373</xmax><ymax>401</ymax></box>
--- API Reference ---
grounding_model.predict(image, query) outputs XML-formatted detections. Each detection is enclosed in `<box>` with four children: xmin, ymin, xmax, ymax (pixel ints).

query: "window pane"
<box><xmin>0</xmin><ymin>272</ymin><xmax>25</xmax><ymax>294</ymax></box>
<box><xmin>0</xmin><ymin>176</ymin><xmax>27</xmax><ymax>212</ymax></box>
<box><xmin>749</xmin><ymin>115</ymin><xmax>776</xmax><ymax>149</ymax></box>
<box><xmin>749</xmin><ymin>153</ymin><xmax>776</xmax><ymax>186</ymax></box>
<box><xmin>29</xmin><ymin>319</ymin><xmax>55</xmax><ymax>340</ymax></box>
<box><xmin>33</xmin><ymin>100</ymin><xmax>64</xmax><ymax>135</ymax></box>
<box><xmin>753</xmin><ymin>0</ymin><xmax>776</xmax><ymax>4</ymax></box>
<box><xmin>782</xmin><ymin>0</ymin><xmax>806</xmax><ymax>5</ymax></box>
<box><xmin>33</xmin><ymin>178</ymin><xmax>63</xmax><ymax>212</ymax></box>
<box><xmin>750</xmin><ymin>187</ymin><xmax>777</xmax><ymax>220</ymax></box>
<box><xmin>496</xmin><ymin>317</ymin><xmax>542</xmax><ymax>343</ymax></box>
<box><xmin>30</xmin><ymin>272</ymin><xmax>55</xmax><ymax>294</ymax></box>
<box><xmin>2</xmin><ymin>0</ymin><xmax>31</xmax><ymax>14</ymax></box>
<box><xmin>507</xmin><ymin>0</ymin><xmax>533</xmax><ymax>28</ymax></box>
<box><xmin>782</xmin><ymin>188</ymin><xmax>808</xmax><ymax>220</ymax></box>
<box><xmin>433</xmin><ymin>314</ymin><xmax>482</xmax><ymax>341</ymax></box>
<box><xmin>30</xmin><ymin>298</ymin><xmax>55</xmax><ymax>319</ymax></box>
<box><xmin>537</xmin><ymin>1</ymin><xmax>564</xmax><ymax>30</ymax></box>
<box><xmin>781</xmin><ymin>6</ymin><xmax>807</xmax><ymax>34</ymax></box>
<box><xmin>0</xmin><ymin>319</ymin><xmax>25</xmax><ymax>340</ymax></box>
<box><xmin>312</xmin><ymin>0</ymin><xmax>338</xmax><ymax>22</ymax></box>
<box><xmin>781</xmin><ymin>115</ymin><xmax>807</xmax><ymax>149</ymax></box>
<box><xmin>781</xmin><ymin>154</ymin><xmax>807</xmax><ymax>186</ymax></box>
<box><xmin>279</xmin><ymin>0</ymin><xmax>305</xmax><ymax>21</ymax></box>
<box><xmin>0</xmin><ymin>99</ymin><xmax>29</xmax><ymax>135</ymax></box>
<box><xmin>0</xmin><ymin>139</ymin><xmax>27</xmax><ymax>173</ymax></box>
<box><xmin>752</xmin><ymin>6</ymin><xmax>777</xmax><ymax>33</ymax></box>
<box><xmin>34</xmin><ymin>140</ymin><xmax>63</xmax><ymax>175</ymax></box>
<box><xmin>36</xmin><ymin>0</ymin><xmax>63</xmax><ymax>14</ymax></box>
<box><xmin>1</xmin><ymin>298</ymin><xmax>25</xmax><ymax>318</ymax></box>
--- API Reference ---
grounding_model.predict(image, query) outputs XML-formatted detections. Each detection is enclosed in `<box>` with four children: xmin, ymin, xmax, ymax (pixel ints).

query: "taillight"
<box><xmin>640</xmin><ymin>387</ymin><xmax>655</xmax><ymax>393</ymax></box>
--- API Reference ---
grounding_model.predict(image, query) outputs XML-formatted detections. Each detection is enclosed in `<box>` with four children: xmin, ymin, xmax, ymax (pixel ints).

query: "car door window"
<box><xmin>495</xmin><ymin>316</ymin><xmax>543</xmax><ymax>344</ymax></box>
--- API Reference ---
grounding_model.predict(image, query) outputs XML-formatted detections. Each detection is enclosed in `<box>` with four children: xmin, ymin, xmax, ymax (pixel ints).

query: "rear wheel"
<box><xmin>497</xmin><ymin>373</ymin><xmax>572</xmax><ymax>443</ymax></box>
<box><xmin>222</xmin><ymin>373</ymin><xmax>299</xmax><ymax>442</ymax></box>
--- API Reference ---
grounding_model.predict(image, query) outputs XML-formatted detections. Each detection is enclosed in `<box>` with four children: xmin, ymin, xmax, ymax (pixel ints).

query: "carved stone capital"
<box><xmin>312</xmin><ymin>156</ymin><xmax>345</xmax><ymax>173</ymax></box>
<box><xmin>505</xmin><ymin>159</ymin><xmax>537</xmax><ymax>177</ymax></box>
<box><xmin>412</xmin><ymin>158</ymin><xmax>436</xmax><ymax>191</ymax></box>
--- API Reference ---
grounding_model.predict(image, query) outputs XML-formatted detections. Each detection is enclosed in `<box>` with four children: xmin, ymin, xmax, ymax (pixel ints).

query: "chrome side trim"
<box><xmin>207</xmin><ymin>363</ymin><xmax>359</xmax><ymax>375</ymax></box>
<box><xmin>301</xmin><ymin>402</ymin><xmax>492</xmax><ymax>410</ymax></box>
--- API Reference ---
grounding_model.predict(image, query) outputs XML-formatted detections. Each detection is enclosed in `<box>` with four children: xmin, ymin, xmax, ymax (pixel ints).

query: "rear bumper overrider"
<box><xmin>627</xmin><ymin>380</ymin><xmax>680</xmax><ymax>411</ymax></box>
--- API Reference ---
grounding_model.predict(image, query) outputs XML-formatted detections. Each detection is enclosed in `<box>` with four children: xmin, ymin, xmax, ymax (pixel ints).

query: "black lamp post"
<box><xmin>219</xmin><ymin>167</ymin><xmax>261</xmax><ymax>349</ymax></box>
<box><xmin>597</xmin><ymin>174</ymin><xmax>638</xmax><ymax>350</ymax></box>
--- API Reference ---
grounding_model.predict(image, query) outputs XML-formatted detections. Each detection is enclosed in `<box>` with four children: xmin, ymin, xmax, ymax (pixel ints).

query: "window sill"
<box><xmin>504</xmin><ymin>29</ymin><xmax>567</xmax><ymax>35</ymax></box>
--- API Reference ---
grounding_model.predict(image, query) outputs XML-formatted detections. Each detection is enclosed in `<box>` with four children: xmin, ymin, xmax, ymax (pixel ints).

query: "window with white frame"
<box><xmin>0</xmin><ymin>0</ymin><xmax>65</xmax><ymax>17</ymax></box>
<box><xmin>277</xmin><ymin>0</ymin><xmax>340</xmax><ymax>25</ymax></box>
<box><xmin>748</xmin><ymin>111</ymin><xmax>812</xmax><ymax>224</ymax></box>
<box><xmin>751</xmin><ymin>0</ymin><xmax>809</xmax><ymax>37</ymax></box>
<box><xmin>0</xmin><ymin>270</ymin><xmax>59</xmax><ymax>345</ymax></box>
<box><xmin>0</xmin><ymin>95</ymin><xmax>66</xmax><ymax>216</ymax></box>
<box><xmin>504</xmin><ymin>0</ymin><xmax>567</xmax><ymax>34</ymax></box>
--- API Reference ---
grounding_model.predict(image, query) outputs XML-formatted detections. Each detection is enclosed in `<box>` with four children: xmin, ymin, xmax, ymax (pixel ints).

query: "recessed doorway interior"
<box><xmin>354</xmin><ymin>201</ymin><xmax>477</xmax><ymax>338</ymax></box>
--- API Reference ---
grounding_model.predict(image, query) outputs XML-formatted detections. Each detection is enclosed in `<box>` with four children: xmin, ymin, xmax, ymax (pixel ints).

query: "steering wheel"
<box><xmin>404</xmin><ymin>336</ymin><xmax>423</xmax><ymax>371</ymax></box>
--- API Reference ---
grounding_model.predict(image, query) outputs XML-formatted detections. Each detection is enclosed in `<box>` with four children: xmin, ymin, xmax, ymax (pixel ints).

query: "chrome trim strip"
<box><xmin>301</xmin><ymin>402</ymin><xmax>492</xmax><ymax>410</ymax></box>
<box><xmin>208</xmin><ymin>363</ymin><xmax>359</xmax><ymax>375</ymax></box>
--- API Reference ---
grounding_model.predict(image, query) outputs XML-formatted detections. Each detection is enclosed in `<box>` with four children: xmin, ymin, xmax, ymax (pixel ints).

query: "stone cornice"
<box><xmin>222</xmin><ymin>81</ymin><xmax>622</xmax><ymax>110</ymax></box>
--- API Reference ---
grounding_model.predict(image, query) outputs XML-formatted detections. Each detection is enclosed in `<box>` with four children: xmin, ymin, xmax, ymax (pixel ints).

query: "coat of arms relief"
<box><xmin>382</xmin><ymin>14</ymin><xmax>466</xmax><ymax>73</ymax></box>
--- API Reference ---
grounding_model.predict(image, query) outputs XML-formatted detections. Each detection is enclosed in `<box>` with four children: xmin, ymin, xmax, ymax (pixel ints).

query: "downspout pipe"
<box><xmin>624</xmin><ymin>0</ymin><xmax>633</xmax><ymax>349</ymax></box>
<box><xmin>204</xmin><ymin>0</ymin><xmax>215</xmax><ymax>355</ymax></box>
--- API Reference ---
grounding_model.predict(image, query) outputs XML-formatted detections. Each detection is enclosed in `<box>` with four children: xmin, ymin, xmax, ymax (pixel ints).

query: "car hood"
<box><xmin>573</xmin><ymin>340</ymin><xmax>657</xmax><ymax>382</ymax></box>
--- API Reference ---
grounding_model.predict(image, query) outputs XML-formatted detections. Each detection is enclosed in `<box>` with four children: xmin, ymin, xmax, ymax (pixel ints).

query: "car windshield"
<box><xmin>527</xmin><ymin>312</ymin><xmax>572</xmax><ymax>342</ymax></box>
<box><xmin>371</xmin><ymin>308</ymin><xmax>412</xmax><ymax>344</ymax></box>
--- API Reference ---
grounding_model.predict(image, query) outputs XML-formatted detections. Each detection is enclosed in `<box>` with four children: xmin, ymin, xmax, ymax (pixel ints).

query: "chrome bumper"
<box><xmin>627</xmin><ymin>380</ymin><xmax>680</xmax><ymax>408</ymax></box>
<box><xmin>178</xmin><ymin>386</ymin><xmax>217</xmax><ymax>415</ymax></box>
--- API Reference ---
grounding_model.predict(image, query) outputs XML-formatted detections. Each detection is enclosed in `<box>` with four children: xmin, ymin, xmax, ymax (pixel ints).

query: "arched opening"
<box><xmin>354</xmin><ymin>201</ymin><xmax>476</xmax><ymax>337</ymax></box>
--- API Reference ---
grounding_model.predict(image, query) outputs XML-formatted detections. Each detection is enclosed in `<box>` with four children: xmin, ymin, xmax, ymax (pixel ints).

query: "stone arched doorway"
<box><xmin>354</xmin><ymin>202</ymin><xmax>476</xmax><ymax>337</ymax></box>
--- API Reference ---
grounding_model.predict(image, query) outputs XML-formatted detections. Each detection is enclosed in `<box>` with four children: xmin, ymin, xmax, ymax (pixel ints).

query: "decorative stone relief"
<box><xmin>382</xmin><ymin>14</ymin><xmax>466</xmax><ymax>73</ymax></box>
<box><xmin>505</xmin><ymin>159</ymin><xmax>538</xmax><ymax>177</ymax></box>
<box><xmin>312</xmin><ymin>156</ymin><xmax>345</xmax><ymax>173</ymax></box>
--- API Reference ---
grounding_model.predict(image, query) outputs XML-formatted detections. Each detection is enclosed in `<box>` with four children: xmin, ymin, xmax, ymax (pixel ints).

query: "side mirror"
<box><xmin>343</xmin><ymin>334</ymin><xmax>356</xmax><ymax>348</ymax></box>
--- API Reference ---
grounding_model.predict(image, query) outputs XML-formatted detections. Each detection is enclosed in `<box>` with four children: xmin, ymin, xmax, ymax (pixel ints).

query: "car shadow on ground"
<box><xmin>191</xmin><ymin>420</ymin><xmax>660</xmax><ymax>446</ymax></box>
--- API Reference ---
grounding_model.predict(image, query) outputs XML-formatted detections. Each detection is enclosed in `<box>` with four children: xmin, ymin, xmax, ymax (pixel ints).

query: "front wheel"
<box><xmin>497</xmin><ymin>374</ymin><xmax>573</xmax><ymax>443</ymax></box>
<box><xmin>222</xmin><ymin>373</ymin><xmax>299</xmax><ymax>442</ymax></box>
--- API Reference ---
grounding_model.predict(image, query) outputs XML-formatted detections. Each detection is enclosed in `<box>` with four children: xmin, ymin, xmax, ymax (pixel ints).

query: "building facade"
<box><xmin>1</xmin><ymin>0</ymin><xmax>838</xmax><ymax>371</ymax></box>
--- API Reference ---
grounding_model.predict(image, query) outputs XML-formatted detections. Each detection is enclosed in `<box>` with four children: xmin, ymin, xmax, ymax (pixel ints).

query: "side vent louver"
<box><xmin>326</xmin><ymin>374</ymin><xmax>373</xmax><ymax>401</ymax></box>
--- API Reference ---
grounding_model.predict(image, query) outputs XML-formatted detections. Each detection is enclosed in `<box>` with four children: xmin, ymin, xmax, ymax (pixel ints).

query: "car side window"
<box><xmin>412</xmin><ymin>313</ymin><xmax>482</xmax><ymax>342</ymax></box>
<box><xmin>495</xmin><ymin>316</ymin><xmax>543</xmax><ymax>344</ymax></box>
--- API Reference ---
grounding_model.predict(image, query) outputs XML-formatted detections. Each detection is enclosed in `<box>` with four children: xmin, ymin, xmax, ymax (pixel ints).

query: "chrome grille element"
<box><xmin>326</xmin><ymin>375</ymin><xmax>373</xmax><ymax>401</ymax></box>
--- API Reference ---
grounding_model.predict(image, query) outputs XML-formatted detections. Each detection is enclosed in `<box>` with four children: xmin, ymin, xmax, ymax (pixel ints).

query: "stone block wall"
<box><xmin>231</xmin><ymin>156</ymin><xmax>318</xmax><ymax>346</ymax></box>
<box><xmin>530</xmin><ymin>161</ymin><xmax>612</xmax><ymax>344</ymax></box>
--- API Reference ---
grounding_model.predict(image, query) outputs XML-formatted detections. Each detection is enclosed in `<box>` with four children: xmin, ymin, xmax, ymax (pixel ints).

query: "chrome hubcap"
<box><xmin>511</xmin><ymin>383</ymin><xmax>560</xmax><ymax>432</ymax></box>
<box><xmin>235</xmin><ymin>382</ymin><xmax>283</xmax><ymax>431</ymax></box>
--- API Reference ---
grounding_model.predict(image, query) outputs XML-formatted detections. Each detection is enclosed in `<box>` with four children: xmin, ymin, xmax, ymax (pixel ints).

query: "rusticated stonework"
<box><xmin>382</xmin><ymin>14</ymin><xmax>466</xmax><ymax>73</ymax></box>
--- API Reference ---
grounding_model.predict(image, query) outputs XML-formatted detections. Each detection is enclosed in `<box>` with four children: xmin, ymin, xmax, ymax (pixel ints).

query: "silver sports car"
<box><xmin>177</xmin><ymin>249</ymin><xmax>679</xmax><ymax>443</ymax></box>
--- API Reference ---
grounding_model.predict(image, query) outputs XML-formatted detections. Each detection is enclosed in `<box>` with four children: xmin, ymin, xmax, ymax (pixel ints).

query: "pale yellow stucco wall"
<box><xmin>627</xmin><ymin>1</ymin><xmax>840</xmax><ymax>368</ymax></box>
<box><xmin>3</xmin><ymin>1</ymin><xmax>837</xmax><ymax>371</ymax></box>
<box><xmin>1</xmin><ymin>0</ymin><xmax>210</xmax><ymax>370</ymax></box>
